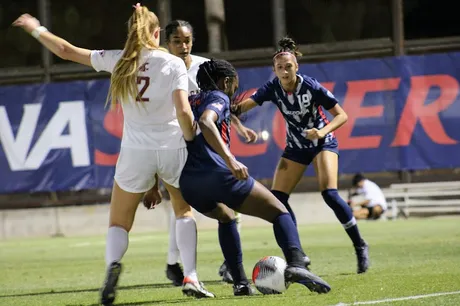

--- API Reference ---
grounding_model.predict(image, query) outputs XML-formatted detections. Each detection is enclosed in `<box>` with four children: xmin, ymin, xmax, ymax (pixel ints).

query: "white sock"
<box><xmin>105</xmin><ymin>226</ymin><xmax>128</xmax><ymax>267</ymax></box>
<box><xmin>176</xmin><ymin>217</ymin><xmax>198</xmax><ymax>282</ymax></box>
<box><xmin>167</xmin><ymin>208</ymin><xmax>180</xmax><ymax>265</ymax></box>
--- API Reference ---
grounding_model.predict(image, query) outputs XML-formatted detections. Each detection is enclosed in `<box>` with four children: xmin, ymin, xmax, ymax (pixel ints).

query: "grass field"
<box><xmin>1</xmin><ymin>218</ymin><xmax>460</xmax><ymax>306</ymax></box>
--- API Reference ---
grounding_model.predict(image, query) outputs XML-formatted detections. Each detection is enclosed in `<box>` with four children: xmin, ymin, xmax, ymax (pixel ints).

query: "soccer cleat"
<box><xmin>285</xmin><ymin>266</ymin><xmax>331</xmax><ymax>294</ymax></box>
<box><xmin>218</xmin><ymin>261</ymin><xmax>234</xmax><ymax>284</ymax></box>
<box><xmin>182</xmin><ymin>277</ymin><xmax>216</xmax><ymax>298</ymax></box>
<box><xmin>166</xmin><ymin>263</ymin><xmax>184</xmax><ymax>287</ymax></box>
<box><xmin>100</xmin><ymin>262</ymin><xmax>122</xmax><ymax>306</ymax></box>
<box><xmin>355</xmin><ymin>242</ymin><xmax>370</xmax><ymax>274</ymax></box>
<box><xmin>233</xmin><ymin>283</ymin><xmax>256</xmax><ymax>296</ymax></box>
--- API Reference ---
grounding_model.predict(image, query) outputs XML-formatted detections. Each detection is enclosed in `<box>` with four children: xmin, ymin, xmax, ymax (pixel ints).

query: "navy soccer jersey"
<box><xmin>180</xmin><ymin>90</ymin><xmax>255</xmax><ymax>213</ymax></box>
<box><xmin>185</xmin><ymin>90</ymin><xmax>232</xmax><ymax>171</ymax></box>
<box><xmin>251</xmin><ymin>75</ymin><xmax>338</xmax><ymax>149</ymax></box>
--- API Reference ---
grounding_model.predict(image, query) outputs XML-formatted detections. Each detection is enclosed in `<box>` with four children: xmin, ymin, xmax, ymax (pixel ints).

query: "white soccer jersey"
<box><xmin>187</xmin><ymin>54</ymin><xmax>209</xmax><ymax>95</ymax></box>
<box><xmin>90</xmin><ymin>49</ymin><xmax>189</xmax><ymax>150</ymax></box>
<box><xmin>358</xmin><ymin>179</ymin><xmax>388</xmax><ymax>210</ymax></box>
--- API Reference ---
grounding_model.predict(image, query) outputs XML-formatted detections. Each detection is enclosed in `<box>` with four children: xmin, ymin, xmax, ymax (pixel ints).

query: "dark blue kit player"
<box><xmin>179</xmin><ymin>59</ymin><xmax>331</xmax><ymax>296</ymax></box>
<box><xmin>234</xmin><ymin>37</ymin><xmax>370</xmax><ymax>274</ymax></box>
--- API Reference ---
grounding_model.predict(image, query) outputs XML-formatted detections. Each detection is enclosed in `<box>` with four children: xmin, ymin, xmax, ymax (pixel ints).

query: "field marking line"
<box><xmin>334</xmin><ymin>290</ymin><xmax>460</xmax><ymax>305</ymax></box>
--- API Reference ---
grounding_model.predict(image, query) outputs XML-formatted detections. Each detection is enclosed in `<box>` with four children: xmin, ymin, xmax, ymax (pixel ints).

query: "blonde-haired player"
<box><xmin>13</xmin><ymin>3</ymin><xmax>215</xmax><ymax>305</ymax></box>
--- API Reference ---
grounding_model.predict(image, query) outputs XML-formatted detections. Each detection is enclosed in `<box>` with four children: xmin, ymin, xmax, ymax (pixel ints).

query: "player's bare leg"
<box><xmin>101</xmin><ymin>182</ymin><xmax>144</xmax><ymax>306</ymax></box>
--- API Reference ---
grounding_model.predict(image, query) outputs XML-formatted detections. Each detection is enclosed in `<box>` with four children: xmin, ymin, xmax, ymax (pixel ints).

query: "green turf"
<box><xmin>1</xmin><ymin>218</ymin><xmax>460</xmax><ymax>306</ymax></box>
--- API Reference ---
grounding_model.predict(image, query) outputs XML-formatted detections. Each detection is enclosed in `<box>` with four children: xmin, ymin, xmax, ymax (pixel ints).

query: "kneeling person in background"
<box><xmin>349</xmin><ymin>173</ymin><xmax>387</xmax><ymax>220</ymax></box>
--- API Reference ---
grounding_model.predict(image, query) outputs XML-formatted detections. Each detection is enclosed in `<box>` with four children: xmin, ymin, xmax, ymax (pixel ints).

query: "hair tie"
<box><xmin>132</xmin><ymin>3</ymin><xmax>141</xmax><ymax>11</ymax></box>
<box><xmin>273</xmin><ymin>51</ymin><xmax>297</xmax><ymax>62</ymax></box>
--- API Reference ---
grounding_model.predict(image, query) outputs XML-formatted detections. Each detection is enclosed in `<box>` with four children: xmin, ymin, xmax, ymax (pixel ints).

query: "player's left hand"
<box><xmin>143</xmin><ymin>188</ymin><xmax>162</xmax><ymax>210</ymax></box>
<box><xmin>12</xmin><ymin>14</ymin><xmax>41</xmax><ymax>34</ymax></box>
<box><xmin>240</xmin><ymin>127</ymin><xmax>258</xmax><ymax>143</ymax></box>
<box><xmin>305</xmin><ymin>128</ymin><xmax>326</xmax><ymax>140</ymax></box>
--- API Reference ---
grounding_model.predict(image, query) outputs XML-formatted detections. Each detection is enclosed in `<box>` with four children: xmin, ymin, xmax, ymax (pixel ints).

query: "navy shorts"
<box><xmin>282</xmin><ymin>139</ymin><xmax>339</xmax><ymax>166</ymax></box>
<box><xmin>179</xmin><ymin>169</ymin><xmax>255</xmax><ymax>214</ymax></box>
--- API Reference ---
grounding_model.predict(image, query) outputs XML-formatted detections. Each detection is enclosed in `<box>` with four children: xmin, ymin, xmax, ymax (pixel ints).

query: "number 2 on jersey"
<box><xmin>136</xmin><ymin>76</ymin><xmax>150</xmax><ymax>102</ymax></box>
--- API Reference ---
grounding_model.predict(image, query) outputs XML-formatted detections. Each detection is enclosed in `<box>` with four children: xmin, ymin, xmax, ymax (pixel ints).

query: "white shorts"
<box><xmin>114</xmin><ymin>147</ymin><xmax>187</xmax><ymax>193</ymax></box>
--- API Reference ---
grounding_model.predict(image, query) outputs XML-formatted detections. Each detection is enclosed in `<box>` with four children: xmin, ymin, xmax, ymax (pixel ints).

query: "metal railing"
<box><xmin>1</xmin><ymin>36</ymin><xmax>459</xmax><ymax>85</ymax></box>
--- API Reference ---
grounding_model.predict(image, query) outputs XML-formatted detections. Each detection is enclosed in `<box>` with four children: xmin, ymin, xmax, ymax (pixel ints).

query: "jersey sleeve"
<box><xmin>171</xmin><ymin>59</ymin><xmax>189</xmax><ymax>92</ymax></box>
<box><xmin>313</xmin><ymin>79</ymin><xmax>338</xmax><ymax>110</ymax></box>
<box><xmin>203</xmin><ymin>94</ymin><xmax>228</xmax><ymax>122</ymax></box>
<box><xmin>90</xmin><ymin>50</ymin><xmax>123</xmax><ymax>73</ymax></box>
<box><xmin>250</xmin><ymin>81</ymin><xmax>274</xmax><ymax>105</ymax></box>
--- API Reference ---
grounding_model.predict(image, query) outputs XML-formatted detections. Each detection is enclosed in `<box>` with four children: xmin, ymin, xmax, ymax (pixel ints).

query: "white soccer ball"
<box><xmin>252</xmin><ymin>256</ymin><xmax>288</xmax><ymax>294</ymax></box>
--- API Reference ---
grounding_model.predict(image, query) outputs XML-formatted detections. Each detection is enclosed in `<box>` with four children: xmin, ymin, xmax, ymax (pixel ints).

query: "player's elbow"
<box><xmin>198</xmin><ymin>116</ymin><xmax>213</xmax><ymax>131</ymax></box>
<box><xmin>176</xmin><ymin>108</ymin><xmax>193</xmax><ymax>120</ymax></box>
<box><xmin>341</xmin><ymin>112</ymin><xmax>348</xmax><ymax>123</ymax></box>
<box><xmin>57</xmin><ymin>44</ymin><xmax>77</xmax><ymax>60</ymax></box>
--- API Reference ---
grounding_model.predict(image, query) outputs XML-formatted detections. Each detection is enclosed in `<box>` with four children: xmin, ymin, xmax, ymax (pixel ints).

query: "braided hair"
<box><xmin>196</xmin><ymin>59</ymin><xmax>237</xmax><ymax>92</ymax></box>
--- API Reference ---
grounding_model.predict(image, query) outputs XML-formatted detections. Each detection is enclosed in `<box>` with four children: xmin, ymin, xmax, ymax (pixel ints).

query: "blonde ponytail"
<box><xmin>107</xmin><ymin>5</ymin><xmax>160</xmax><ymax>109</ymax></box>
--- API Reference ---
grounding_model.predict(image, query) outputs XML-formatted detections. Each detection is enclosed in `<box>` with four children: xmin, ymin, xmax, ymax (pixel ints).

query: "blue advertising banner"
<box><xmin>1</xmin><ymin>52</ymin><xmax>460</xmax><ymax>193</ymax></box>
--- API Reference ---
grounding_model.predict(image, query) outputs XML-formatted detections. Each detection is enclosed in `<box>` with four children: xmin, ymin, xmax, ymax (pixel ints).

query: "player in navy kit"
<box><xmin>179</xmin><ymin>59</ymin><xmax>331</xmax><ymax>296</ymax></box>
<box><xmin>159</xmin><ymin>19</ymin><xmax>252</xmax><ymax>285</ymax></box>
<box><xmin>233</xmin><ymin>37</ymin><xmax>370</xmax><ymax>274</ymax></box>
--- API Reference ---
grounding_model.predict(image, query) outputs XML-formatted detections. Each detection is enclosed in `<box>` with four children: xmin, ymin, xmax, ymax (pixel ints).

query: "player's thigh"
<box><xmin>237</xmin><ymin>180</ymin><xmax>288</xmax><ymax>223</ymax></box>
<box><xmin>178</xmin><ymin>170</ymin><xmax>219</xmax><ymax>215</ymax></box>
<box><xmin>313</xmin><ymin>150</ymin><xmax>339</xmax><ymax>191</ymax></box>
<box><xmin>112</xmin><ymin>148</ymin><xmax>158</xmax><ymax>231</ymax></box>
<box><xmin>272</xmin><ymin>157</ymin><xmax>307</xmax><ymax>194</ymax></box>
<box><xmin>110</xmin><ymin>181</ymin><xmax>144</xmax><ymax>232</ymax></box>
<box><xmin>157</xmin><ymin>148</ymin><xmax>187</xmax><ymax>189</ymax></box>
<box><xmin>114</xmin><ymin>147</ymin><xmax>158</xmax><ymax>194</ymax></box>
<box><xmin>157</xmin><ymin>148</ymin><xmax>192</xmax><ymax>218</ymax></box>
<box><xmin>203</xmin><ymin>203</ymin><xmax>235</xmax><ymax>223</ymax></box>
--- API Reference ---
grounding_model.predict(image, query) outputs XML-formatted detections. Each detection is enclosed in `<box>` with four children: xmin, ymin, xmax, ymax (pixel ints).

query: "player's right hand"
<box><xmin>226</xmin><ymin>157</ymin><xmax>249</xmax><ymax>180</ymax></box>
<box><xmin>143</xmin><ymin>188</ymin><xmax>162</xmax><ymax>210</ymax></box>
<box><xmin>12</xmin><ymin>14</ymin><xmax>41</xmax><ymax>34</ymax></box>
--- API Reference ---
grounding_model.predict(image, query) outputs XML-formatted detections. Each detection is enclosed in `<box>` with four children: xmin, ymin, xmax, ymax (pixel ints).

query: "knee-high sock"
<box><xmin>167</xmin><ymin>209</ymin><xmax>180</xmax><ymax>265</ymax></box>
<box><xmin>176</xmin><ymin>217</ymin><xmax>198</xmax><ymax>282</ymax></box>
<box><xmin>105</xmin><ymin>226</ymin><xmax>129</xmax><ymax>267</ymax></box>
<box><xmin>322</xmin><ymin>189</ymin><xmax>364</xmax><ymax>246</ymax></box>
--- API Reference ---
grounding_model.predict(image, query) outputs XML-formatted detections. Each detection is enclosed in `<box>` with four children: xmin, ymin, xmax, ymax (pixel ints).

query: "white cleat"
<box><xmin>182</xmin><ymin>277</ymin><xmax>216</xmax><ymax>298</ymax></box>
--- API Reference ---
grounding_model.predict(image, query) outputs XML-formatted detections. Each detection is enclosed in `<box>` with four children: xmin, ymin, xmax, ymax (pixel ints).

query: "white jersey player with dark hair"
<box><xmin>13</xmin><ymin>4</ymin><xmax>215</xmax><ymax>305</ymax></box>
<box><xmin>145</xmin><ymin>19</ymin><xmax>258</xmax><ymax>286</ymax></box>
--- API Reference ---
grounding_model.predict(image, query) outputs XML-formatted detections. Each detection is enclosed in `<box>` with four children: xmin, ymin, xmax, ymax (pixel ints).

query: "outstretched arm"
<box><xmin>232</xmin><ymin>98</ymin><xmax>259</xmax><ymax>116</ymax></box>
<box><xmin>13</xmin><ymin>14</ymin><xmax>92</xmax><ymax>67</ymax></box>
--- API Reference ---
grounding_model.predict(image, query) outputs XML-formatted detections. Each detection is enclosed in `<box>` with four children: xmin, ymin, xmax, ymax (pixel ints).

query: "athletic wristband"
<box><xmin>31</xmin><ymin>26</ymin><xmax>48</xmax><ymax>39</ymax></box>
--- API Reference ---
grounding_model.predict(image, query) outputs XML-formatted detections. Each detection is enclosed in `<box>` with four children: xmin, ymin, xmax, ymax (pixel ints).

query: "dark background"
<box><xmin>1</xmin><ymin>0</ymin><xmax>459</xmax><ymax>68</ymax></box>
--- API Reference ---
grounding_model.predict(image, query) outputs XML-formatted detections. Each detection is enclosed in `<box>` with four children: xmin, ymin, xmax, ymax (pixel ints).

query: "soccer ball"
<box><xmin>252</xmin><ymin>256</ymin><xmax>289</xmax><ymax>294</ymax></box>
